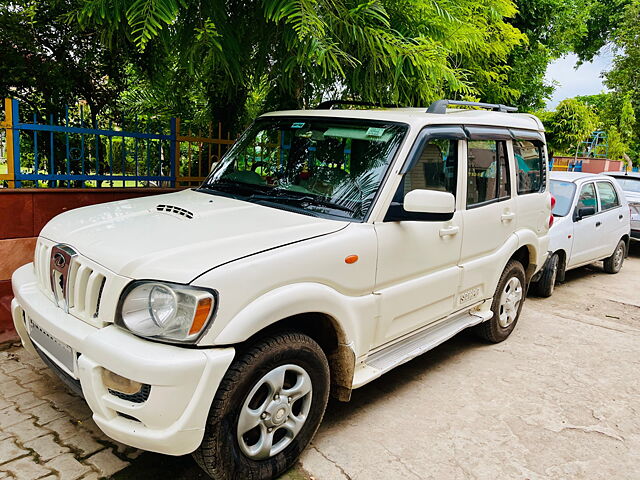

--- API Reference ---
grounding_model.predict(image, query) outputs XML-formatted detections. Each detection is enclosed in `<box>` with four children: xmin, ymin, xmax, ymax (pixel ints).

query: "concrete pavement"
<box><xmin>1</xmin><ymin>244</ymin><xmax>638</xmax><ymax>479</ymax></box>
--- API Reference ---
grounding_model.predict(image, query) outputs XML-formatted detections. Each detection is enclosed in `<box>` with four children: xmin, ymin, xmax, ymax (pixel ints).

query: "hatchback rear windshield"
<box><xmin>550</xmin><ymin>180</ymin><xmax>576</xmax><ymax>216</ymax></box>
<box><xmin>199</xmin><ymin>117</ymin><xmax>408</xmax><ymax>221</ymax></box>
<box><xmin>610</xmin><ymin>176</ymin><xmax>640</xmax><ymax>194</ymax></box>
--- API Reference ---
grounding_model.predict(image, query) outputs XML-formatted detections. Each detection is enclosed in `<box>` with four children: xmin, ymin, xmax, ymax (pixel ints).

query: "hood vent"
<box><xmin>156</xmin><ymin>204</ymin><xmax>194</xmax><ymax>219</ymax></box>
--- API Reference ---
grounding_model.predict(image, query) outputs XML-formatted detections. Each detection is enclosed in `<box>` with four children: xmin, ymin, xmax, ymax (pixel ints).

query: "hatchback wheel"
<box><xmin>603</xmin><ymin>240</ymin><xmax>625</xmax><ymax>274</ymax></box>
<box><xmin>533</xmin><ymin>253</ymin><xmax>559</xmax><ymax>297</ymax></box>
<box><xmin>193</xmin><ymin>331</ymin><xmax>330</xmax><ymax>480</ymax></box>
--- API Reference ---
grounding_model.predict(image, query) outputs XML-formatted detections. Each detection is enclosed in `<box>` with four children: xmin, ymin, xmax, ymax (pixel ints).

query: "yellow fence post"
<box><xmin>1</xmin><ymin>98</ymin><xmax>15</xmax><ymax>188</ymax></box>
<box><xmin>174</xmin><ymin>117</ymin><xmax>235</xmax><ymax>187</ymax></box>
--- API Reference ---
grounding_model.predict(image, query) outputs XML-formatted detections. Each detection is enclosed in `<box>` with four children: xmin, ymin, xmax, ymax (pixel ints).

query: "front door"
<box><xmin>568</xmin><ymin>181</ymin><xmax>601</xmax><ymax>267</ymax></box>
<box><xmin>373</xmin><ymin>136</ymin><xmax>463</xmax><ymax>347</ymax></box>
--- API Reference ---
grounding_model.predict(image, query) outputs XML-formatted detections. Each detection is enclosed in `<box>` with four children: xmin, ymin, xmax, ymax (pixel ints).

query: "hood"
<box><xmin>40</xmin><ymin>189</ymin><xmax>347</xmax><ymax>283</ymax></box>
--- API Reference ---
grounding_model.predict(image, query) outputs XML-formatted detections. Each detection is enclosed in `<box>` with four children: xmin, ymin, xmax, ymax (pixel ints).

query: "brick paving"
<box><xmin>0</xmin><ymin>343</ymin><xmax>139</xmax><ymax>480</ymax></box>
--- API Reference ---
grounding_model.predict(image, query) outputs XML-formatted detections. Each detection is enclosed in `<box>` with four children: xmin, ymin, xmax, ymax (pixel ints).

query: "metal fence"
<box><xmin>0</xmin><ymin>98</ymin><xmax>235</xmax><ymax>189</ymax></box>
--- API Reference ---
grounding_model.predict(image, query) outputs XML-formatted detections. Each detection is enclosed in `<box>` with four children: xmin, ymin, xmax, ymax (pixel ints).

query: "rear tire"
<box><xmin>475</xmin><ymin>260</ymin><xmax>526</xmax><ymax>343</ymax></box>
<box><xmin>193</xmin><ymin>332</ymin><xmax>330</xmax><ymax>480</ymax></box>
<box><xmin>533</xmin><ymin>253</ymin><xmax>559</xmax><ymax>298</ymax></box>
<box><xmin>603</xmin><ymin>240</ymin><xmax>625</xmax><ymax>274</ymax></box>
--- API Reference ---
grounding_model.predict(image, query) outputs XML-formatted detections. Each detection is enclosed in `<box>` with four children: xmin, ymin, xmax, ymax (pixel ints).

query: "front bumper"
<box><xmin>11</xmin><ymin>264</ymin><xmax>235</xmax><ymax>455</ymax></box>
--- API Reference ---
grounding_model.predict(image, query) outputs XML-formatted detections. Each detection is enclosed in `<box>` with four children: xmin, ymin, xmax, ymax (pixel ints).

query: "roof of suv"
<box><xmin>261</xmin><ymin>107</ymin><xmax>544</xmax><ymax>132</ymax></box>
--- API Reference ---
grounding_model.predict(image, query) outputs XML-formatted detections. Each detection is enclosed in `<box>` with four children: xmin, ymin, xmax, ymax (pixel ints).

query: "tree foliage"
<box><xmin>542</xmin><ymin>98</ymin><xmax>598</xmax><ymax>155</ymax></box>
<box><xmin>71</xmin><ymin>0</ymin><xmax>528</xmax><ymax>129</ymax></box>
<box><xmin>602</xmin><ymin>0</ymin><xmax>640</xmax><ymax>165</ymax></box>
<box><xmin>0</xmin><ymin>0</ymin><xmax>132</xmax><ymax>120</ymax></box>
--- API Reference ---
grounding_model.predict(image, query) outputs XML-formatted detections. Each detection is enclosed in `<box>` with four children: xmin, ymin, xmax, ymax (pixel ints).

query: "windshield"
<box><xmin>610</xmin><ymin>176</ymin><xmax>640</xmax><ymax>194</ymax></box>
<box><xmin>198</xmin><ymin>117</ymin><xmax>407</xmax><ymax>221</ymax></box>
<box><xmin>550</xmin><ymin>180</ymin><xmax>577</xmax><ymax>216</ymax></box>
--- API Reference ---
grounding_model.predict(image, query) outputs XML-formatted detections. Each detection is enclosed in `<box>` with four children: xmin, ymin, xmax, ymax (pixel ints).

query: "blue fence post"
<box><xmin>11</xmin><ymin>99</ymin><xmax>21</xmax><ymax>188</ymax></box>
<box><xmin>169</xmin><ymin>117</ymin><xmax>177</xmax><ymax>188</ymax></box>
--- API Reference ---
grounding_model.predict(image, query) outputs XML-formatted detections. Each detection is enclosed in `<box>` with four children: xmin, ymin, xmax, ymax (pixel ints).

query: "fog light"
<box><xmin>102</xmin><ymin>369</ymin><xmax>143</xmax><ymax>395</ymax></box>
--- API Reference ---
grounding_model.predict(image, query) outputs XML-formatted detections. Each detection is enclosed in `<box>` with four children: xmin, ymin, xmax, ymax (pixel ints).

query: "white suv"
<box><xmin>11</xmin><ymin>100</ymin><xmax>551</xmax><ymax>480</ymax></box>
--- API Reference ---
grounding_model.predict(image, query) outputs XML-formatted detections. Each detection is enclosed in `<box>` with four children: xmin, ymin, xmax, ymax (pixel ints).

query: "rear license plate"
<box><xmin>28</xmin><ymin>318</ymin><xmax>76</xmax><ymax>377</ymax></box>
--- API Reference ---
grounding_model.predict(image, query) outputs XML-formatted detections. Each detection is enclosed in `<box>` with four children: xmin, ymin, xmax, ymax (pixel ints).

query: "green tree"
<box><xmin>74</xmin><ymin>0</ymin><xmax>526</xmax><ymax>130</ymax></box>
<box><xmin>603</xmin><ymin>1</ymin><xmax>640</xmax><ymax>166</ymax></box>
<box><xmin>0</xmin><ymin>0</ymin><xmax>131</xmax><ymax>121</ymax></box>
<box><xmin>543</xmin><ymin>98</ymin><xmax>598</xmax><ymax>155</ymax></box>
<box><xmin>506</xmin><ymin>0</ymin><xmax>591</xmax><ymax>110</ymax></box>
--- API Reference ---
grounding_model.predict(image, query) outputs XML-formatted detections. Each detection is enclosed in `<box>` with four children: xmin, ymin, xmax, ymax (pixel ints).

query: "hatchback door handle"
<box><xmin>501</xmin><ymin>212</ymin><xmax>516</xmax><ymax>222</ymax></box>
<box><xmin>439</xmin><ymin>225</ymin><xmax>460</xmax><ymax>237</ymax></box>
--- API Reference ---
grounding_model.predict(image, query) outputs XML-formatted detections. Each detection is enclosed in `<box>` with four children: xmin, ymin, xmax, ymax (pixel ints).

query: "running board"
<box><xmin>352</xmin><ymin>310</ymin><xmax>492</xmax><ymax>388</ymax></box>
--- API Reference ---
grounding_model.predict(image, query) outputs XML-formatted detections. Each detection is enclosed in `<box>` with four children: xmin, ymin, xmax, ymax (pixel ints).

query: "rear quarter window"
<box><xmin>513</xmin><ymin>140</ymin><xmax>545</xmax><ymax>194</ymax></box>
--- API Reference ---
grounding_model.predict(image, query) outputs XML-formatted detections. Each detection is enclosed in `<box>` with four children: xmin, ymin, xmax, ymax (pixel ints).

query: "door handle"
<box><xmin>619</xmin><ymin>214</ymin><xmax>624</xmax><ymax>219</ymax></box>
<box><xmin>501</xmin><ymin>212</ymin><xmax>516</xmax><ymax>222</ymax></box>
<box><xmin>439</xmin><ymin>225</ymin><xmax>460</xmax><ymax>237</ymax></box>
<box><xmin>595</xmin><ymin>221</ymin><xmax>602</xmax><ymax>227</ymax></box>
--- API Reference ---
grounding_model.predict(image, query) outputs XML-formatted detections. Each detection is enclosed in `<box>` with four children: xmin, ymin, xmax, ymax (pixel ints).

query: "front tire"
<box><xmin>603</xmin><ymin>239</ymin><xmax>625</xmax><ymax>274</ymax></box>
<box><xmin>475</xmin><ymin>260</ymin><xmax>526</xmax><ymax>343</ymax></box>
<box><xmin>193</xmin><ymin>332</ymin><xmax>330</xmax><ymax>480</ymax></box>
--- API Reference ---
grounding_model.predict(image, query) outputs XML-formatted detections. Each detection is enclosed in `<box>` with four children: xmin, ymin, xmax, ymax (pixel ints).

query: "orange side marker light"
<box><xmin>345</xmin><ymin>255</ymin><xmax>359</xmax><ymax>264</ymax></box>
<box><xmin>189</xmin><ymin>297</ymin><xmax>213</xmax><ymax>335</ymax></box>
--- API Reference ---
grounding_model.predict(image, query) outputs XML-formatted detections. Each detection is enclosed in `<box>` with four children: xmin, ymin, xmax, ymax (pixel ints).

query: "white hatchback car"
<box><xmin>532</xmin><ymin>171</ymin><xmax>631</xmax><ymax>297</ymax></box>
<box><xmin>12</xmin><ymin>99</ymin><xmax>551</xmax><ymax>480</ymax></box>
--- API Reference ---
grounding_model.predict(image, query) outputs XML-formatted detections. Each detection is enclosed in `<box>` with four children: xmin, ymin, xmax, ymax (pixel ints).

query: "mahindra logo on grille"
<box><xmin>53</xmin><ymin>252</ymin><xmax>67</xmax><ymax>269</ymax></box>
<box><xmin>50</xmin><ymin>245</ymin><xmax>77</xmax><ymax>313</ymax></box>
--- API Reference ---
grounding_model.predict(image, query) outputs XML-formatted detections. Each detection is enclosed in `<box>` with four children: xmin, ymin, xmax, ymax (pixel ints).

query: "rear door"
<box><xmin>595</xmin><ymin>180</ymin><xmax>626</xmax><ymax>256</ymax></box>
<box><xmin>458</xmin><ymin>129</ymin><xmax>517</xmax><ymax>304</ymax></box>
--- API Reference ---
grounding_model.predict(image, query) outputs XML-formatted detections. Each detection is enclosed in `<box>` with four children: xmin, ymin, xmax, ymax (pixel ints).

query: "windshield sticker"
<box><xmin>291</xmin><ymin>122</ymin><xmax>306</xmax><ymax>129</ymax></box>
<box><xmin>366</xmin><ymin>127</ymin><xmax>385</xmax><ymax>137</ymax></box>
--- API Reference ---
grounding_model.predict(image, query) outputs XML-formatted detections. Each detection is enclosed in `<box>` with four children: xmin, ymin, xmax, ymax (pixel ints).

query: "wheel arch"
<box><xmin>240</xmin><ymin>312</ymin><xmax>355</xmax><ymax>402</ymax></box>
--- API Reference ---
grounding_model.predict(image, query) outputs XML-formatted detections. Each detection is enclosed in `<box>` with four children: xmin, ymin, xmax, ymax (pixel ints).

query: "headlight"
<box><xmin>116</xmin><ymin>281</ymin><xmax>217</xmax><ymax>343</ymax></box>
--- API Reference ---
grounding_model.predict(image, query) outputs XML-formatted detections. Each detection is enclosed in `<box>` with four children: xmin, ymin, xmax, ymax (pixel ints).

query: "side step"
<box><xmin>352</xmin><ymin>309</ymin><xmax>492</xmax><ymax>388</ymax></box>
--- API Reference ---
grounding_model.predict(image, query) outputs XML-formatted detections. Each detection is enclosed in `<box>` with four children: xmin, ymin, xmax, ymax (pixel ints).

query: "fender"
<box><xmin>210</xmin><ymin>282</ymin><xmax>378</xmax><ymax>358</ymax></box>
<box><xmin>515</xmin><ymin>228</ymin><xmax>547</xmax><ymax>275</ymax></box>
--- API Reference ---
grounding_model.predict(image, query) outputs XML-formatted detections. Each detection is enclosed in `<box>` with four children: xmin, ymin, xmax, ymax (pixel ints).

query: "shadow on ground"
<box><xmin>112</xmin><ymin>241</ymin><xmax>640</xmax><ymax>479</ymax></box>
<box><xmin>112</xmin><ymin>330</ymin><xmax>486</xmax><ymax>479</ymax></box>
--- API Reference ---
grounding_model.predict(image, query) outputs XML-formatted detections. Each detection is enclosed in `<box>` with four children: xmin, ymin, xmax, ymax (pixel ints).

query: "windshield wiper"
<box><xmin>198</xmin><ymin>179</ymin><xmax>265</xmax><ymax>196</ymax></box>
<box><xmin>248</xmin><ymin>193</ymin><xmax>355</xmax><ymax>214</ymax></box>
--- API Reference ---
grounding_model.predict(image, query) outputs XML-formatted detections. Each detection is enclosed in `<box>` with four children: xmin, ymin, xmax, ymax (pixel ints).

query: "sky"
<box><xmin>544</xmin><ymin>49</ymin><xmax>615</xmax><ymax>109</ymax></box>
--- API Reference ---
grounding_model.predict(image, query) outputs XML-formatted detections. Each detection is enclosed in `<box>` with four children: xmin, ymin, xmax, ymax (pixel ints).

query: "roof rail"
<box><xmin>316</xmin><ymin>100</ymin><xmax>404</xmax><ymax>110</ymax></box>
<box><xmin>427</xmin><ymin>99</ymin><xmax>518</xmax><ymax>114</ymax></box>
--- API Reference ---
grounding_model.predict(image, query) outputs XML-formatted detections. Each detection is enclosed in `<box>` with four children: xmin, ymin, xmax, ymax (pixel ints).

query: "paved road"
<box><xmin>1</xmin><ymin>244</ymin><xmax>638</xmax><ymax>479</ymax></box>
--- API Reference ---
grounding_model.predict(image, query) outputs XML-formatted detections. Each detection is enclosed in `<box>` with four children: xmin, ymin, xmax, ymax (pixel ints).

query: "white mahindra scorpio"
<box><xmin>11</xmin><ymin>99</ymin><xmax>551</xmax><ymax>480</ymax></box>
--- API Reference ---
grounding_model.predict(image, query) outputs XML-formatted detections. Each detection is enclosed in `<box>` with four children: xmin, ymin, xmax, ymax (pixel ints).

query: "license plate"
<box><xmin>28</xmin><ymin>318</ymin><xmax>76</xmax><ymax>378</ymax></box>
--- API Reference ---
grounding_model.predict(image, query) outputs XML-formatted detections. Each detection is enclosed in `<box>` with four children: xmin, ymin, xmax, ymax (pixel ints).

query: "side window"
<box><xmin>402</xmin><ymin>138</ymin><xmax>457</xmax><ymax>197</ymax></box>
<box><xmin>596</xmin><ymin>182</ymin><xmax>620</xmax><ymax>211</ymax></box>
<box><xmin>466</xmin><ymin>140</ymin><xmax>510</xmax><ymax>207</ymax></box>
<box><xmin>576</xmin><ymin>183</ymin><xmax>598</xmax><ymax>214</ymax></box>
<box><xmin>384</xmin><ymin>138</ymin><xmax>457</xmax><ymax>221</ymax></box>
<box><xmin>513</xmin><ymin>140</ymin><xmax>544</xmax><ymax>194</ymax></box>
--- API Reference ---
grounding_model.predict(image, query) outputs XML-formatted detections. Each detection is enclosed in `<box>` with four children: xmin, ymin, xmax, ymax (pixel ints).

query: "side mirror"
<box><xmin>404</xmin><ymin>189</ymin><xmax>455</xmax><ymax>215</ymax></box>
<box><xmin>575</xmin><ymin>206</ymin><xmax>596</xmax><ymax>220</ymax></box>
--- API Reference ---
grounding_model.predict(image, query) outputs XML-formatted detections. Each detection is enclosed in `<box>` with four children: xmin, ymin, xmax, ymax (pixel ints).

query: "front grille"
<box><xmin>34</xmin><ymin>239</ymin><xmax>109</xmax><ymax>324</ymax></box>
<box><xmin>109</xmin><ymin>384</ymin><xmax>151</xmax><ymax>403</ymax></box>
